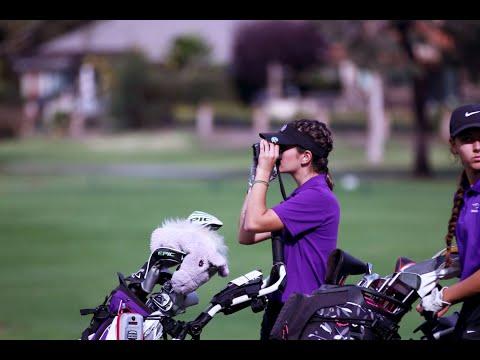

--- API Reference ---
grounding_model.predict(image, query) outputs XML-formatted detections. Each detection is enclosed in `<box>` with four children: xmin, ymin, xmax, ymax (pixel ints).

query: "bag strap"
<box><xmin>80</xmin><ymin>294</ymin><xmax>114</xmax><ymax>340</ymax></box>
<box><xmin>270</xmin><ymin>289</ymin><xmax>350</xmax><ymax>340</ymax></box>
<box><xmin>370</xmin><ymin>314</ymin><xmax>400</xmax><ymax>340</ymax></box>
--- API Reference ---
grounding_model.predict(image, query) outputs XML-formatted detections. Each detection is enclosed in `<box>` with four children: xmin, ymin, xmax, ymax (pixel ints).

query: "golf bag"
<box><xmin>270</xmin><ymin>247</ymin><xmax>460</xmax><ymax>340</ymax></box>
<box><xmin>270</xmin><ymin>285</ymin><xmax>401</xmax><ymax>340</ymax></box>
<box><xmin>80</xmin><ymin>273</ymin><xmax>153</xmax><ymax>340</ymax></box>
<box><xmin>80</xmin><ymin>245</ymin><xmax>192</xmax><ymax>340</ymax></box>
<box><xmin>79</xmin><ymin>211</ymin><xmax>234</xmax><ymax>341</ymax></box>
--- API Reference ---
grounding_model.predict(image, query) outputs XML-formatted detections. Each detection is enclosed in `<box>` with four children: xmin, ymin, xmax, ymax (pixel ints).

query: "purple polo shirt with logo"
<box><xmin>271</xmin><ymin>174</ymin><xmax>340</xmax><ymax>303</ymax></box>
<box><xmin>456</xmin><ymin>178</ymin><xmax>480</xmax><ymax>280</ymax></box>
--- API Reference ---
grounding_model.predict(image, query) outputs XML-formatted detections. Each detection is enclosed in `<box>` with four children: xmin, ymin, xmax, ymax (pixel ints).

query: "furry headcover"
<box><xmin>150</xmin><ymin>218</ymin><xmax>229</xmax><ymax>294</ymax></box>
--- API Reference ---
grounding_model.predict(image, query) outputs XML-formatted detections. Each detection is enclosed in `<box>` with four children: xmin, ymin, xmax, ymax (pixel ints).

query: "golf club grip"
<box><xmin>271</xmin><ymin>231</ymin><xmax>284</xmax><ymax>264</ymax></box>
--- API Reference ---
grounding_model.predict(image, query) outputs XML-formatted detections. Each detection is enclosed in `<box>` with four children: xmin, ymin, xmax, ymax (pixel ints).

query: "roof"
<box><xmin>11</xmin><ymin>55</ymin><xmax>78</xmax><ymax>72</ymax></box>
<box><xmin>37</xmin><ymin>20</ymin><xmax>253</xmax><ymax>64</ymax></box>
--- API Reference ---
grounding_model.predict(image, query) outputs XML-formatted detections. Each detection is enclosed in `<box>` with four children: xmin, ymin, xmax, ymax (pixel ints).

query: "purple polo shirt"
<box><xmin>272</xmin><ymin>174</ymin><xmax>340</xmax><ymax>303</ymax></box>
<box><xmin>456</xmin><ymin>178</ymin><xmax>480</xmax><ymax>280</ymax></box>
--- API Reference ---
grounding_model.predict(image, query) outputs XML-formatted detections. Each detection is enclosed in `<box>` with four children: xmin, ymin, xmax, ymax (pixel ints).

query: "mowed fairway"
<box><xmin>0</xmin><ymin>174</ymin><xmax>461</xmax><ymax>339</ymax></box>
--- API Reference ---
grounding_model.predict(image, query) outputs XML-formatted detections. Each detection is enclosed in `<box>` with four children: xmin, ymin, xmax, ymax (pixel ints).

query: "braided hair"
<box><xmin>292</xmin><ymin>119</ymin><xmax>334</xmax><ymax>190</ymax></box>
<box><xmin>445</xmin><ymin>170</ymin><xmax>468</xmax><ymax>265</ymax></box>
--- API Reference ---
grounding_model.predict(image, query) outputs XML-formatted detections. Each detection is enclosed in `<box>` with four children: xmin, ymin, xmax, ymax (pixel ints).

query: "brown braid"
<box><xmin>292</xmin><ymin>119</ymin><xmax>335</xmax><ymax>190</ymax></box>
<box><xmin>445</xmin><ymin>170</ymin><xmax>468</xmax><ymax>266</ymax></box>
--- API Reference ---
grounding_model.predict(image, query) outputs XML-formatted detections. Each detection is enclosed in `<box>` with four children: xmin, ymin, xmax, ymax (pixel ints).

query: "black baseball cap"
<box><xmin>259</xmin><ymin>123</ymin><xmax>327</xmax><ymax>157</ymax></box>
<box><xmin>450</xmin><ymin>104</ymin><xmax>480</xmax><ymax>138</ymax></box>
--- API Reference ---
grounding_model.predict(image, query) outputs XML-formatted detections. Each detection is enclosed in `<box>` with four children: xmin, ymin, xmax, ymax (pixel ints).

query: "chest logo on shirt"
<box><xmin>471</xmin><ymin>202</ymin><xmax>480</xmax><ymax>213</ymax></box>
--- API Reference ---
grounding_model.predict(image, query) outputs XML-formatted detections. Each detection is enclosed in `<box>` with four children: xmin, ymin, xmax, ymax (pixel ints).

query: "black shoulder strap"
<box><xmin>270</xmin><ymin>289</ymin><xmax>350</xmax><ymax>340</ymax></box>
<box><xmin>79</xmin><ymin>294</ymin><xmax>114</xmax><ymax>340</ymax></box>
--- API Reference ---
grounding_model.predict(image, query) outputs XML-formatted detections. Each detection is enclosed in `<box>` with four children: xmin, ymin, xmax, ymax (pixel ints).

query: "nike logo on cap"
<box><xmin>465</xmin><ymin>111</ymin><xmax>480</xmax><ymax>117</ymax></box>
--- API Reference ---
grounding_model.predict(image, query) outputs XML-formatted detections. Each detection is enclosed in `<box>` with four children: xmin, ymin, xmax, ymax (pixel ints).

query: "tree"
<box><xmin>385</xmin><ymin>21</ymin><xmax>457</xmax><ymax>176</ymax></box>
<box><xmin>315</xmin><ymin>21</ymin><xmax>397</xmax><ymax>166</ymax></box>
<box><xmin>109</xmin><ymin>51</ymin><xmax>150</xmax><ymax>130</ymax></box>
<box><xmin>231</xmin><ymin>20</ymin><xmax>327</xmax><ymax>104</ymax></box>
<box><xmin>0</xmin><ymin>20</ymin><xmax>92</xmax><ymax>104</ymax></box>
<box><xmin>315</xmin><ymin>20</ymin><xmax>480</xmax><ymax>177</ymax></box>
<box><xmin>390</xmin><ymin>20</ymin><xmax>480</xmax><ymax>176</ymax></box>
<box><xmin>166</xmin><ymin>34</ymin><xmax>212</xmax><ymax>70</ymax></box>
<box><xmin>443</xmin><ymin>21</ymin><xmax>480</xmax><ymax>83</ymax></box>
<box><xmin>0</xmin><ymin>20</ymin><xmax>92</xmax><ymax>55</ymax></box>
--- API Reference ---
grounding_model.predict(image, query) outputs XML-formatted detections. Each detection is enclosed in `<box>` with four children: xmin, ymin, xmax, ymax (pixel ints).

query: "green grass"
<box><xmin>0</xmin><ymin>131</ymin><xmax>461</xmax><ymax>174</ymax></box>
<box><xmin>0</xmin><ymin>131</ymin><xmax>250</xmax><ymax>168</ymax></box>
<box><xmin>0</xmin><ymin>175</ymin><xmax>462</xmax><ymax>340</ymax></box>
<box><xmin>0</xmin><ymin>133</ymin><xmax>465</xmax><ymax>340</ymax></box>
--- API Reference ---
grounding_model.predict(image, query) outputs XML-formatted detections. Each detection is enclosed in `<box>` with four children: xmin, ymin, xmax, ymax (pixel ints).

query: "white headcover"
<box><xmin>187</xmin><ymin>211</ymin><xmax>223</xmax><ymax>230</ymax></box>
<box><xmin>149</xmin><ymin>216</ymin><xmax>229</xmax><ymax>294</ymax></box>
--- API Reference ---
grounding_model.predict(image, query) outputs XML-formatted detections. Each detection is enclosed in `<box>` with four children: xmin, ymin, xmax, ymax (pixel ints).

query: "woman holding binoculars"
<box><xmin>237</xmin><ymin>118</ymin><xmax>340</xmax><ymax>339</ymax></box>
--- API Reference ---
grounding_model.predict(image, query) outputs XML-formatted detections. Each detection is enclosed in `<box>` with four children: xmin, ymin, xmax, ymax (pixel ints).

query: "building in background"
<box><xmin>10</xmin><ymin>20</ymin><xmax>251</xmax><ymax>135</ymax></box>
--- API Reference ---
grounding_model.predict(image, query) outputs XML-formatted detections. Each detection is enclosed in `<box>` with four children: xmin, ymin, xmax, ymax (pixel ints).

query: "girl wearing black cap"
<box><xmin>417</xmin><ymin>104</ymin><xmax>480</xmax><ymax>339</ymax></box>
<box><xmin>237</xmin><ymin>119</ymin><xmax>340</xmax><ymax>340</ymax></box>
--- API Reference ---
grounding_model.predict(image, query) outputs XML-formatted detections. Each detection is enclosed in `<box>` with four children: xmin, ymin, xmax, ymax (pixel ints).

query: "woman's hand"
<box><xmin>256</xmin><ymin>139</ymin><xmax>279</xmax><ymax>180</ymax></box>
<box><xmin>243</xmin><ymin>139</ymin><xmax>284</xmax><ymax>234</ymax></box>
<box><xmin>416</xmin><ymin>303</ymin><xmax>450</xmax><ymax>318</ymax></box>
<box><xmin>416</xmin><ymin>287</ymin><xmax>451</xmax><ymax>318</ymax></box>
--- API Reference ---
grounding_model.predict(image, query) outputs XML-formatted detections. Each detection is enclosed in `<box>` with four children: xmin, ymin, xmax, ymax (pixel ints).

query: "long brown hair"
<box><xmin>292</xmin><ymin>119</ymin><xmax>334</xmax><ymax>190</ymax></box>
<box><xmin>445</xmin><ymin>169</ymin><xmax>468</xmax><ymax>265</ymax></box>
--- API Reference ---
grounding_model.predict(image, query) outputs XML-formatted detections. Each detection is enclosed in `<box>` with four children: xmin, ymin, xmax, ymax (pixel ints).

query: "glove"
<box><xmin>247</xmin><ymin>150</ymin><xmax>258</xmax><ymax>190</ymax></box>
<box><xmin>421</xmin><ymin>287</ymin><xmax>451</xmax><ymax>313</ymax></box>
<box><xmin>247</xmin><ymin>143</ymin><xmax>278</xmax><ymax>190</ymax></box>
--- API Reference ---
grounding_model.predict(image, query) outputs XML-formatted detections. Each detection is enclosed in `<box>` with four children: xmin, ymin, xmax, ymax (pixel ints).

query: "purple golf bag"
<box><xmin>80</xmin><ymin>273</ymin><xmax>153</xmax><ymax>340</ymax></box>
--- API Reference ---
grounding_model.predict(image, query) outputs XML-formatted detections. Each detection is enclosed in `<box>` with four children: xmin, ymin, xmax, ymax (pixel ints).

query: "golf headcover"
<box><xmin>150</xmin><ymin>218</ymin><xmax>229</xmax><ymax>295</ymax></box>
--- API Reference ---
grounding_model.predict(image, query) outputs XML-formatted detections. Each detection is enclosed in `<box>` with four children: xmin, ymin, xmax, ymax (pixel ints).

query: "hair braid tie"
<box><xmin>445</xmin><ymin>170</ymin><xmax>467</xmax><ymax>266</ymax></box>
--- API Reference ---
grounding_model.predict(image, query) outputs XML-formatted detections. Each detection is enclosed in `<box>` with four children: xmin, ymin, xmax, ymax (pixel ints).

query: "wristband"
<box><xmin>252</xmin><ymin>179</ymin><xmax>269</xmax><ymax>188</ymax></box>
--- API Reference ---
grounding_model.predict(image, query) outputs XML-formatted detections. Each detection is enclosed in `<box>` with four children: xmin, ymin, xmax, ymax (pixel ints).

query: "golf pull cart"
<box><xmin>81</xmin><ymin>231</ymin><xmax>286</xmax><ymax>340</ymax></box>
<box><xmin>159</xmin><ymin>233</ymin><xmax>286</xmax><ymax>340</ymax></box>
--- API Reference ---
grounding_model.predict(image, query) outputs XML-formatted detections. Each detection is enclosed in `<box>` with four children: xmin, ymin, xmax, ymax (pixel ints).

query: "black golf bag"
<box><xmin>270</xmin><ymin>284</ymin><xmax>404</xmax><ymax>340</ymax></box>
<box><xmin>270</xmin><ymin>249</ymin><xmax>420</xmax><ymax>340</ymax></box>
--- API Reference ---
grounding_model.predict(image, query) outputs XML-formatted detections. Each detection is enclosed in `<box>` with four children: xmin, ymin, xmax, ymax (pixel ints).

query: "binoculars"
<box><xmin>252</xmin><ymin>142</ymin><xmax>283</xmax><ymax>164</ymax></box>
<box><xmin>252</xmin><ymin>142</ymin><xmax>261</xmax><ymax>163</ymax></box>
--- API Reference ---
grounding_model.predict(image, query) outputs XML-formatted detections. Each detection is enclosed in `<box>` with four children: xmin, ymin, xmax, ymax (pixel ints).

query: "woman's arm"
<box><xmin>443</xmin><ymin>269</ymin><xmax>480</xmax><ymax>304</ymax></box>
<box><xmin>238</xmin><ymin>189</ymin><xmax>273</xmax><ymax>245</ymax></box>
<box><xmin>244</xmin><ymin>169</ymin><xmax>284</xmax><ymax>232</ymax></box>
<box><xmin>244</xmin><ymin>140</ymin><xmax>284</xmax><ymax>233</ymax></box>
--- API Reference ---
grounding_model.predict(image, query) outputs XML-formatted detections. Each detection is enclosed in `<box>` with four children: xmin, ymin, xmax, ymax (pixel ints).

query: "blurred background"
<box><xmin>1</xmin><ymin>20</ymin><xmax>479</xmax><ymax>339</ymax></box>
